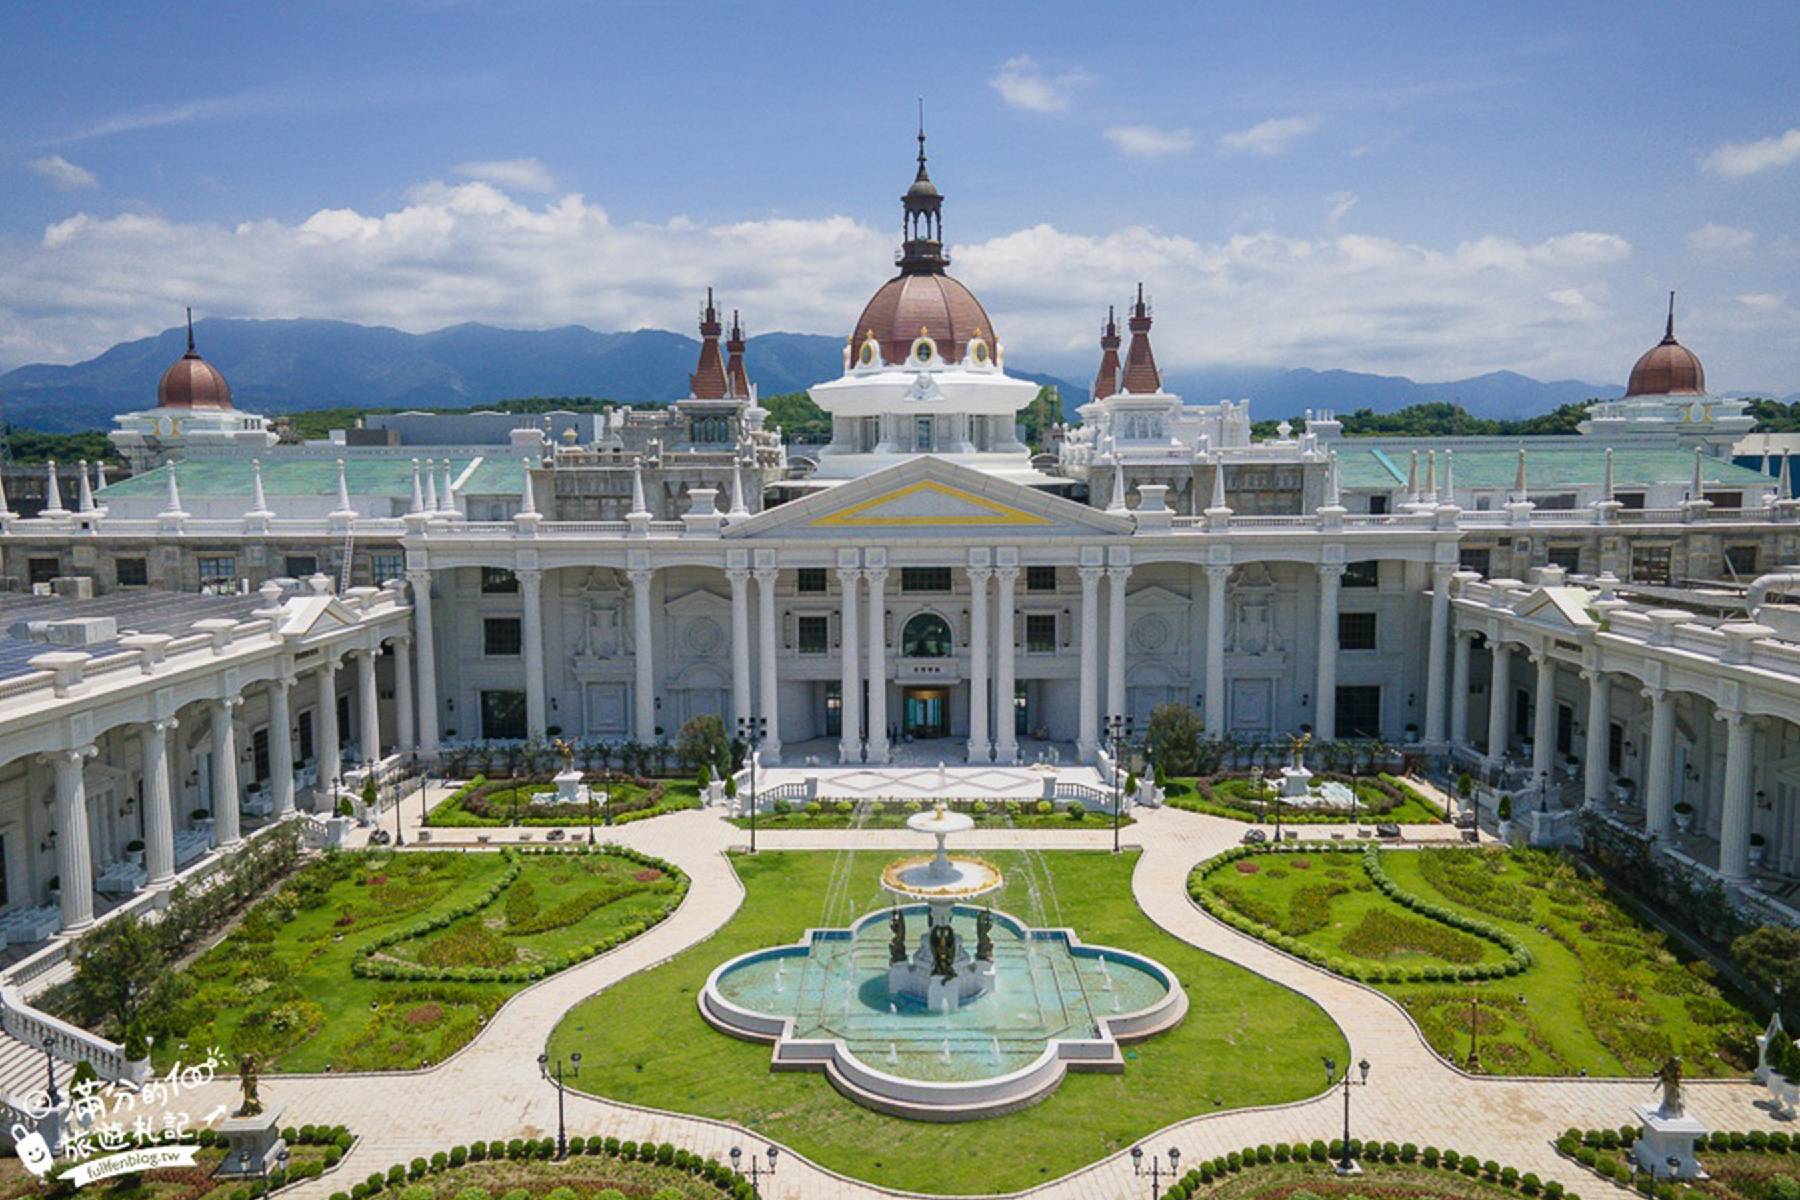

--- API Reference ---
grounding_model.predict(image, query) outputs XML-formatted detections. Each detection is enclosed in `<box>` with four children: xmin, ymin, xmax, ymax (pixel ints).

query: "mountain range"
<box><xmin>1</xmin><ymin>316</ymin><xmax>1777</xmax><ymax>434</ymax></box>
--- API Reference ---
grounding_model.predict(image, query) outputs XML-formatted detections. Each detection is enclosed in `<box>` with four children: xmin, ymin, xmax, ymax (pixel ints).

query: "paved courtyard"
<box><xmin>186</xmin><ymin>803</ymin><xmax>1783</xmax><ymax>1200</ymax></box>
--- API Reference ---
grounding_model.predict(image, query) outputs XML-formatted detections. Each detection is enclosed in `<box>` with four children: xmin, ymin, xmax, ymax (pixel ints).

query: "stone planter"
<box><xmin>1674</xmin><ymin>811</ymin><xmax>1693</xmax><ymax>834</ymax></box>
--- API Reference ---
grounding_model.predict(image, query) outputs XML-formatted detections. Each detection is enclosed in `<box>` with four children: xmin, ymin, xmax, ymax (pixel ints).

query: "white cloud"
<box><xmin>1686</xmin><ymin>223</ymin><xmax>1756</xmax><ymax>254</ymax></box>
<box><xmin>454</xmin><ymin>158</ymin><xmax>556</xmax><ymax>193</ymax></box>
<box><xmin>28</xmin><ymin>155</ymin><xmax>98</xmax><ymax>191</ymax></box>
<box><xmin>0</xmin><ymin>178</ymin><xmax>1666</xmax><ymax>385</ymax></box>
<box><xmin>1324</xmin><ymin>191</ymin><xmax>1357</xmax><ymax>229</ymax></box>
<box><xmin>1103</xmin><ymin>124</ymin><xmax>1195</xmax><ymax>159</ymax></box>
<box><xmin>988</xmin><ymin>55</ymin><xmax>1089</xmax><ymax>114</ymax></box>
<box><xmin>1702</xmin><ymin>128</ymin><xmax>1800</xmax><ymax>178</ymax></box>
<box><xmin>1218</xmin><ymin>115</ymin><xmax>1319</xmax><ymax>157</ymax></box>
<box><xmin>1737</xmin><ymin>293</ymin><xmax>1783</xmax><ymax>310</ymax></box>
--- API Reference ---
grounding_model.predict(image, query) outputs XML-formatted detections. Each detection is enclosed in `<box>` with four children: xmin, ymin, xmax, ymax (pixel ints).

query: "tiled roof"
<box><xmin>0</xmin><ymin>591</ymin><xmax>266</xmax><ymax>680</ymax></box>
<box><xmin>1336</xmin><ymin>446</ymin><xmax>1771</xmax><ymax>490</ymax></box>
<box><xmin>99</xmin><ymin>457</ymin><xmax>483</xmax><ymax>501</ymax></box>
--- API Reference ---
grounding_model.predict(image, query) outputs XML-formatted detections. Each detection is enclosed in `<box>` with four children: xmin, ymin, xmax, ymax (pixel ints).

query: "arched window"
<box><xmin>901</xmin><ymin>612</ymin><xmax>954</xmax><ymax>658</ymax></box>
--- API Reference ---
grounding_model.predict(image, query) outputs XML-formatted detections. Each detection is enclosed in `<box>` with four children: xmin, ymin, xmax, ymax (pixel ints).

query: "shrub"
<box><xmin>1067</xmin><ymin>802</ymin><xmax>1085</xmax><ymax>821</ymax></box>
<box><xmin>1036</xmin><ymin>800</ymin><xmax>1053</xmax><ymax>816</ymax></box>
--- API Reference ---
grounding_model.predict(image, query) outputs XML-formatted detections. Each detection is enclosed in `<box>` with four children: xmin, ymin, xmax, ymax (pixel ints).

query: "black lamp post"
<box><xmin>1324</xmin><ymin>1055</ymin><xmax>1372</xmax><ymax>1174</ymax></box>
<box><xmin>382</xmin><ymin>761</ymin><xmax>402</xmax><ymax>847</ymax></box>
<box><xmin>1467</xmin><ymin>990</ymin><xmax>1480</xmax><ymax>1068</ymax></box>
<box><xmin>1131</xmin><ymin>1145</ymin><xmax>1182</xmax><ymax>1200</ymax></box>
<box><xmin>416</xmin><ymin>754</ymin><xmax>429</xmax><ymax>831</ymax></box>
<box><xmin>1106</xmin><ymin>714</ymin><xmax>1133</xmax><ymax>855</ymax></box>
<box><xmin>537</xmin><ymin>1050</ymin><xmax>581</xmax><ymax>1159</ymax></box>
<box><xmin>586</xmin><ymin>790</ymin><xmax>597</xmax><ymax>845</ymax></box>
<box><xmin>730</xmin><ymin>1144</ymin><xmax>779</xmax><ymax>1197</ymax></box>
<box><xmin>738</xmin><ymin>716</ymin><xmax>766</xmax><ymax>853</ymax></box>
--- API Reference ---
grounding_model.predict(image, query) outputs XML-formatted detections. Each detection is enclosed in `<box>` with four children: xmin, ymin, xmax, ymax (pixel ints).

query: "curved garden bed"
<box><xmin>427</xmin><ymin>775</ymin><xmax>702</xmax><ymax>827</ymax></box>
<box><xmin>1165</xmin><ymin>772</ymin><xmax>1444</xmax><ymax>824</ymax></box>
<box><xmin>729</xmin><ymin>796</ymin><xmax>1134</xmax><ymax>830</ymax></box>
<box><xmin>1188</xmin><ymin>843</ymin><xmax>1760</xmax><ymax>1077</ymax></box>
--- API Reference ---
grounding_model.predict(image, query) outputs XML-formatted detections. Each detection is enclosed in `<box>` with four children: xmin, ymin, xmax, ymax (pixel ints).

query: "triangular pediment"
<box><xmin>1128</xmin><ymin>584</ymin><xmax>1191</xmax><ymax>607</ymax></box>
<box><xmin>728</xmin><ymin>457</ymin><xmax>1132</xmax><ymax>540</ymax></box>
<box><xmin>1514</xmin><ymin>586</ymin><xmax>1598</xmax><ymax>632</ymax></box>
<box><xmin>278</xmin><ymin>595</ymin><xmax>361</xmax><ymax>639</ymax></box>
<box><xmin>665</xmin><ymin>588</ymin><xmax>729</xmax><ymax>615</ymax></box>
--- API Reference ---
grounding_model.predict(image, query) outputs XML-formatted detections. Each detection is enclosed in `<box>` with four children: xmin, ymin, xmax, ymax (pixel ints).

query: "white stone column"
<box><xmin>356</xmin><ymin>648</ymin><xmax>381</xmax><ymax>764</ymax></box>
<box><xmin>1643</xmin><ymin>687</ymin><xmax>1676</xmax><ymax>840</ymax></box>
<box><xmin>728</xmin><ymin>568</ymin><xmax>752</xmax><ymax>732</ymax></box>
<box><xmin>1582</xmin><ymin>669</ymin><xmax>1610</xmax><ymax>809</ymax></box>
<box><xmin>1106</xmin><ymin>565</ymin><xmax>1130</xmax><ymax>726</ymax></box>
<box><xmin>629</xmin><ymin>569</ymin><xmax>656</xmax><ymax>742</ymax></box>
<box><xmin>1077</xmin><ymin>566</ymin><xmax>1102</xmax><ymax>760</ymax></box>
<box><xmin>1314</xmin><ymin>564</ymin><xmax>1343</xmax><ymax>740</ymax></box>
<box><xmin>1205</xmin><ymin>565</ymin><xmax>1229</xmax><ymax>735</ymax></box>
<box><xmin>210</xmin><ymin>698</ymin><xmax>243</xmax><ymax>847</ymax></box>
<box><xmin>51</xmin><ymin>747</ymin><xmax>96</xmax><ymax>931</ymax></box>
<box><xmin>1450</xmin><ymin>632</ymin><xmax>1474</xmax><ymax>751</ymax></box>
<box><xmin>1425</xmin><ymin>565</ymin><xmax>1454</xmax><ymax>746</ymax></box>
<box><xmin>754</xmin><ymin>568</ymin><xmax>782</xmax><ymax>762</ymax></box>
<box><xmin>269</xmin><ymin>676</ymin><xmax>296</xmax><ymax>817</ymax></box>
<box><xmin>994</xmin><ymin>566</ymin><xmax>1019</xmax><ymax>764</ymax></box>
<box><xmin>1486</xmin><ymin>642</ymin><xmax>1512</xmax><ymax>765</ymax></box>
<box><xmin>865</xmin><ymin>566</ymin><xmax>890</xmax><ymax>764</ymax></box>
<box><xmin>316</xmin><ymin>658</ymin><xmax>341</xmax><ymax>789</ymax></box>
<box><xmin>837</xmin><ymin>566</ymin><xmax>861</xmax><ymax>763</ymax></box>
<box><xmin>391</xmin><ymin>638</ymin><xmax>414</xmax><ymax>754</ymax></box>
<box><xmin>966</xmin><ymin>566</ymin><xmax>991</xmax><ymax>762</ymax></box>
<box><xmin>142</xmin><ymin>721</ymin><xmax>177</xmax><ymax>885</ymax></box>
<box><xmin>518</xmin><ymin>568</ymin><xmax>547</xmax><ymax>740</ymax></box>
<box><xmin>1718</xmin><ymin>708</ymin><xmax>1754</xmax><ymax>884</ymax></box>
<box><xmin>1531</xmin><ymin>651</ymin><xmax>1557</xmax><ymax>789</ymax></box>
<box><xmin>406</xmin><ymin>570</ymin><xmax>440</xmax><ymax>755</ymax></box>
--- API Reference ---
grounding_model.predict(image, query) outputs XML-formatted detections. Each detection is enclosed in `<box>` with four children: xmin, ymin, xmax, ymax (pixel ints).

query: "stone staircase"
<box><xmin>0</xmin><ymin>1029</ymin><xmax>70</xmax><ymax>1106</ymax></box>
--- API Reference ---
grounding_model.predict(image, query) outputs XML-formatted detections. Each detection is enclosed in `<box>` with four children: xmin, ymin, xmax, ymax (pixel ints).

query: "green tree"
<box><xmin>1144</xmin><ymin>703</ymin><xmax>1207</xmax><ymax>776</ymax></box>
<box><xmin>1733</xmin><ymin>925</ymin><xmax>1800</xmax><ymax>1011</ymax></box>
<box><xmin>757</xmin><ymin>390</ymin><xmax>831</xmax><ymax>443</ymax></box>
<box><xmin>1017</xmin><ymin>386</ymin><xmax>1063</xmax><ymax>452</ymax></box>
<box><xmin>68</xmin><ymin>915</ymin><xmax>174</xmax><ymax>1040</ymax></box>
<box><xmin>674</xmin><ymin>714</ymin><xmax>730</xmax><ymax>774</ymax></box>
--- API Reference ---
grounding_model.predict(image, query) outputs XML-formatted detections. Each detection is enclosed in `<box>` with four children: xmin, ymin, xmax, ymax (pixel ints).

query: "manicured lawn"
<box><xmin>728</xmin><ymin>802</ymin><xmax>1133</xmax><ymax>830</ymax></box>
<box><xmin>1195</xmin><ymin>845</ymin><xmax>1760</xmax><ymax>1077</ymax></box>
<box><xmin>428</xmin><ymin>778</ymin><xmax>703</xmax><ymax>827</ymax></box>
<box><xmin>1559</xmin><ymin>1126</ymin><xmax>1800</xmax><ymax>1200</ymax></box>
<box><xmin>155</xmin><ymin>848</ymin><xmax>680</xmax><ymax>1073</ymax></box>
<box><xmin>1195</xmin><ymin>1157</ymin><xmax>1540</xmax><ymax>1200</ymax></box>
<box><xmin>548</xmin><ymin>849</ymin><xmax>1346</xmax><ymax>1195</ymax></box>
<box><xmin>1166</xmin><ymin>774</ymin><xmax>1445</xmax><ymax>824</ymax></box>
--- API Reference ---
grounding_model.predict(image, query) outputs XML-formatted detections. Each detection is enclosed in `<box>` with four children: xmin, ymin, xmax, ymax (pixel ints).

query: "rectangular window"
<box><xmin>795</xmin><ymin>568</ymin><xmax>828</xmax><ymax>594</ymax></box>
<box><xmin>1342</xmin><ymin>560</ymin><xmax>1379</xmax><ymax>588</ymax></box>
<box><xmin>1515</xmin><ymin>687</ymin><xmax>1532</xmax><ymax>740</ymax></box>
<box><xmin>1556</xmin><ymin>703</ymin><xmax>1574</xmax><ymax>755</ymax></box>
<box><xmin>797</xmin><ymin>615</ymin><xmax>830</xmax><ymax>654</ymax></box>
<box><xmin>1334</xmin><ymin>686</ymin><xmax>1382</xmax><ymax>739</ymax></box>
<box><xmin>252</xmin><ymin>727</ymin><xmax>270</xmax><ymax>783</ymax></box>
<box><xmin>481</xmin><ymin>567</ymin><xmax>519</xmax><ymax>594</ymax></box>
<box><xmin>1458</xmin><ymin>547</ymin><xmax>1492</xmax><ymax>577</ymax></box>
<box><xmin>902</xmin><ymin>567</ymin><xmax>952</xmax><ymax>592</ymax></box>
<box><xmin>284</xmin><ymin>555</ymin><xmax>318</xmax><ymax>578</ymax></box>
<box><xmin>1631</xmin><ymin>547</ymin><xmax>1672</xmax><ymax>586</ymax></box>
<box><xmin>824</xmin><ymin>681</ymin><xmax>842</xmax><ymax>737</ymax></box>
<box><xmin>1337</xmin><ymin>611</ymin><xmax>1377</xmax><ymax>651</ymax></box>
<box><xmin>1014</xmin><ymin>682</ymin><xmax>1028</xmax><ymax>736</ymax></box>
<box><xmin>1368</xmin><ymin>494</ymin><xmax>1389</xmax><ymax>515</ymax></box>
<box><xmin>480</xmin><ymin>690</ymin><xmax>528</xmax><ymax>740</ymax></box>
<box><xmin>1025</xmin><ymin>613</ymin><xmax>1058</xmax><ymax>653</ymax></box>
<box><xmin>1704</xmin><ymin>490</ymin><xmax>1743</xmax><ymax>509</ymax></box>
<box><xmin>27</xmin><ymin>558</ymin><xmax>59</xmax><ymax>586</ymax></box>
<box><xmin>1725</xmin><ymin>545</ymin><xmax>1759</xmax><ymax>578</ymax></box>
<box><xmin>483</xmin><ymin>617</ymin><xmax>523</xmax><ymax>656</ymax></box>
<box><xmin>1026</xmin><ymin>565</ymin><xmax>1058</xmax><ymax>592</ymax></box>
<box><xmin>1616</xmin><ymin>491</ymin><xmax>1646</xmax><ymax>510</ymax></box>
<box><xmin>198</xmin><ymin>556</ymin><xmax>236</xmax><ymax>584</ymax></box>
<box><xmin>298</xmin><ymin>711</ymin><xmax>315</xmax><ymax>763</ymax></box>
<box><xmin>1607</xmin><ymin>721</ymin><xmax>1623</xmax><ymax>773</ymax></box>
<box><xmin>116</xmin><ymin>558</ymin><xmax>148</xmax><ymax>587</ymax></box>
<box><xmin>370</xmin><ymin>552</ymin><xmax>404</xmax><ymax>584</ymax></box>
<box><xmin>1546</xmin><ymin>545</ymin><xmax>1582</xmax><ymax>574</ymax></box>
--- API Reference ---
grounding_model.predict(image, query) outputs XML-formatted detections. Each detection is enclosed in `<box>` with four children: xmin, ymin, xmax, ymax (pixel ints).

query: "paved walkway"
<box><xmin>178</xmin><ymin>806</ymin><xmax>1781</xmax><ymax>1200</ymax></box>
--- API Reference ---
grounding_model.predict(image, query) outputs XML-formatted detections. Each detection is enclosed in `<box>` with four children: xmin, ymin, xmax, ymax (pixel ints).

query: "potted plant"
<box><xmin>1496</xmin><ymin>795</ymin><xmax>1513</xmax><ymax>840</ymax></box>
<box><xmin>1672</xmin><ymin>801</ymin><xmax>1695</xmax><ymax>834</ymax></box>
<box><xmin>124</xmin><ymin>839</ymin><xmax>145</xmax><ymax>866</ymax></box>
<box><xmin>1750</xmin><ymin>832</ymin><xmax>1768</xmax><ymax>868</ymax></box>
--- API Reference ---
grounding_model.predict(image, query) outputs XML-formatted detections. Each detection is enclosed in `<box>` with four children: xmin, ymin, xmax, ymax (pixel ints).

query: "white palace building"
<box><xmin>2</xmin><ymin>137</ymin><xmax>1800</xmax><ymax>953</ymax></box>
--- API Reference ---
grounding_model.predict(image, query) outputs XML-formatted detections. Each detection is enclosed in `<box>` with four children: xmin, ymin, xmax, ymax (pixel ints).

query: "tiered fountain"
<box><xmin>880</xmin><ymin>803</ymin><xmax>1003</xmax><ymax>1011</ymax></box>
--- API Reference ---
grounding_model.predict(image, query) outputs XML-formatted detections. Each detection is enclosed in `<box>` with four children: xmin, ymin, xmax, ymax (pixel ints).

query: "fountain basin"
<box><xmin>699</xmin><ymin>904</ymin><xmax>1187</xmax><ymax>1121</ymax></box>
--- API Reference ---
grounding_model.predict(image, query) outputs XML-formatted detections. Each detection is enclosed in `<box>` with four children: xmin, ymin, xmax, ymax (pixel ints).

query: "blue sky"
<box><xmin>3</xmin><ymin>0</ymin><xmax>1797</xmax><ymax>391</ymax></box>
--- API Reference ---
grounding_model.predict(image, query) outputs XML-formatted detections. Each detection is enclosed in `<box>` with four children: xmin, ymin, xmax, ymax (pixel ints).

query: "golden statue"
<box><xmin>1286</xmin><ymin>731</ymin><xmax>1312</xmax><ymax>771</ymax></box>
<box><xmin>552</xmin><ymin>737</ymin><xmax>575</xmax><ymax>774</ymax></box>
<box><xmin>235</xmin><ymin>1052</ymin><xmax>263</xmax><ymax>1118</ymax></box>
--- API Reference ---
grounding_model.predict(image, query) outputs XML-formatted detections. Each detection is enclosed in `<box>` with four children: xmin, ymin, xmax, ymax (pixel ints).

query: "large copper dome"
<box><xmin>1625</xmin><ymin>295</ymin><xmax>1705</xmax><ymax>398</ymax></box>
<box><xmin>851</xmin><ymin>272</ymin><xmax>995</xmax><ymax>367</ymax></box>
<box><xmin>157</xmin><ymin>314</ymin><xmax>234</xmax><ymax>410</ymax></box>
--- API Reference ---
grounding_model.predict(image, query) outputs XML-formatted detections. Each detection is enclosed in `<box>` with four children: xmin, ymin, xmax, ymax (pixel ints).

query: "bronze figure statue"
<box><xmin>889</xmin><ymin>907</ymin><xmax>908</xmax><ymax>964</ymax></box>
<box><xmin>235</xmin><ymin>1052</ymin><xmax>263</xmax><ymax>1118</ymax></box>
<box><xmin>1653</xmin><ymin>1055</ymin><xmax>1684</xmax><ymax>1116</ymax></box>
<box><xmin>929</xmin><ymin>922</ymin><xmax>957</xmax><ymax>981</ymax></box>
<box><xmin>553</xmin><ymin>737</ymin><xmax>576</xmax><ymax>774</ymax></box>
<box><xmin>975</xmin><ymin>908</ymin><xmax>994</xmax><ymax>962</ymax></box>
<box><xmin>1287</xmin><ymin>731</ymin><xmax>1312</xmax><ymax>771</ymax></box>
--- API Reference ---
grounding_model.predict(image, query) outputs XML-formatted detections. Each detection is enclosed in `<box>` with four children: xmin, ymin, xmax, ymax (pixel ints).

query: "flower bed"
<box><xmin>1555</xmin><ymin>1126</ymin><xmax>1799</xmax><ymax>1200</ymax></box>
<box><xmin>427</xmin><ymin>776</ymin><xmax>702</xmax><ymax>828</ymax></box>
<box><xmin>1165</xmin><ymin>772</ymin><xmax>1444</xmax><ymax>824</ymax></box>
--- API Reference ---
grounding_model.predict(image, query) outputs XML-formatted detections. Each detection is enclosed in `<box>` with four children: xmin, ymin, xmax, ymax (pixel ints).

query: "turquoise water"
<box><xmin>714</xmin><ymin>906</ymin><xmax>1171</xmax><ymax>1082</ymax></box>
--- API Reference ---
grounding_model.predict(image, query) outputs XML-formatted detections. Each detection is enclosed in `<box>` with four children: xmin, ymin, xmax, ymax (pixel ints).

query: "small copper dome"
<box><xmin>851</xmin><ymin>272</ymin><xmax>995</xmax><ymax>366</ymax></box>
<box><xmin>158</xmin><ymin>311</ymin><xmax>234</xmax><ymax>410</ymax></box>
<box><xmin>1625</xmin><ymin>293</ymin><xmax>1705</xmax><ymax>398</ymax></box>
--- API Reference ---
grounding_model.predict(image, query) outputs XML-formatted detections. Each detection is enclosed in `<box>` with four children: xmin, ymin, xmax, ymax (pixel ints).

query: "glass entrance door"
<box><xmin>903</xmin><ymin>688</ymin><xmax>949</xmax><ymax>739</ymax></box>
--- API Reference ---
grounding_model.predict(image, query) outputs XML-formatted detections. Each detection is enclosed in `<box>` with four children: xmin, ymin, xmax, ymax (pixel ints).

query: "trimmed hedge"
<box><xmin>1145</xmin><ymin>1139</ymin><xmax>1578</xmax><ymax>1200</ymax></box>
<box><xmin>1185</xmin><ymin>842</ymin><xmax>1533</xmax><ymax>984</ymax></box>
<box><xmin>350</xmin><ymin>846</ymin><xmax>688</xmax><ymax>984</ymax></box>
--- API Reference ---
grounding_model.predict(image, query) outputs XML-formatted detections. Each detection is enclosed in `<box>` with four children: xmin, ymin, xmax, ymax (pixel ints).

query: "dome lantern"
<box><xmin>1624</xmin><ymin>291</ymin><xmax>1706</xmax><ymax>398</ymax></box>
<box><xmin>156</xmin><ymin>307</ymin><xmax>234</xmax><ymax>411</ymax></box>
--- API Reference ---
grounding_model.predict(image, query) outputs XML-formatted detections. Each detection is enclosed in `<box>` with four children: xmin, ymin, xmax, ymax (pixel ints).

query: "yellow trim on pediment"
<box><xmin>811</xmin><ymin>480</ymin><xmax>1053</xmax><ymax>527</ymax></box>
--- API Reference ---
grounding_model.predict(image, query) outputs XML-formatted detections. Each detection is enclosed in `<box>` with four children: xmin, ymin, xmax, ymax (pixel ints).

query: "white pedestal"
<box><xmin>553</xmin><ymin>770</ymin><xmax>585</xmax><ymax>806</ymax></box>
<box><xmin>1631</xmin><ymin>1103</ymin><xmax>1708</xmax><ymax>1180</ymax></box>
<box><xmin>1280</xmin><ymin>766</ymin><xmax>1314</xmax><ymax>798</ymax></box>
<box><xmin>216</xmin><ymin>1106</ymin><xmax>287</xmax><ymax>1178</ymax></box>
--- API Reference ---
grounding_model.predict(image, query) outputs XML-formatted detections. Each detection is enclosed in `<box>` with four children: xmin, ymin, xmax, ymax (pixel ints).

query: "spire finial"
<box><xmin>917</xmin><ymin>96</ymin><xmax>926</xmax><ymax>170</ymax></box>
<box><xmin>185</xmin><ymin>306</ymin><xmax>195</xmax><ymax>354</ymax></box>
<box><xmin>1665</xmin><ymin>290</ymin><xmax>1677</xmax><ymax>343</ymax></box>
